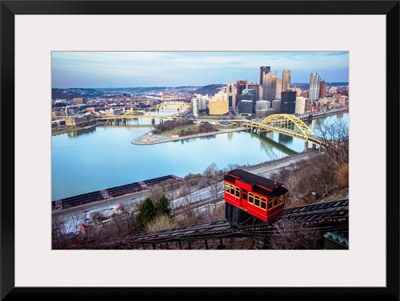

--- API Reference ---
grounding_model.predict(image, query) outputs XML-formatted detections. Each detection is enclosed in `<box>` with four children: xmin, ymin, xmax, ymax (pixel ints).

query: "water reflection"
<box><xmin>52</xmin><ymin>113</ymin><xmax>348</xmax><ymax>200</ymax></box>
<box><xmin>67</xmin><ymin>126</ymin><xmax>97</xmax><ymax>138</ymax></box>
<box><xmin>278</xmin><ymin>133</ymin><xmax>293</xmax><ymax>144</ymax></box>
<box><xmin>179</xmin><ymin>135</ymin><xmax>218</xmax><ymax>144</ymax></box>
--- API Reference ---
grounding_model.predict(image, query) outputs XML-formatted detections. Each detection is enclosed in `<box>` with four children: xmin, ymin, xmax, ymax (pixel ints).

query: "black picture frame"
<box><xmin>1</xmin><ymin>1</ymin><xmax>399</xmax><ymax>300</ymax></box>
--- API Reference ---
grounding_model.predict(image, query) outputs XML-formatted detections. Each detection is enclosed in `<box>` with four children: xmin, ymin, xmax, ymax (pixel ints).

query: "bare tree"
<box><xmin>148</xmin><ymin>184</ymin><xmax>164</xmax><ymax>202</ymax></box>
<box><xmin>110</xmin><ymin>202</ymin><xmax>139</xmax><ymax>236</ymax></box>
<box><xmin>175</xmin><ymin>194</ymin><xmax>202</xmax><ymax>227</ymax></box>
<box><xmin>272</xmin><ymin>119</ymin><xmax>349</xmax><ymax>204</ymax></box>
<box><xmin>268</xmin><ymin>217</ymin><xmax>321</xmax><ymax>249</ymax></box>
<box><xmin>203</xmin><ymin>163</ymin><xmax>219</xmax><ymax>178</ymax></box>
<box><xmin>52</xmin><ymin>216</ymin><xmax>72</xmax><ymax>249</ymax></box>
<box><xmin>316</xmin><ymin>119</ymin><xmax>349</xmax><ymax>169</ymax></box>
<box><xmin>224</xmin><ymin>237</ymin><xmax>264</xmax><ymax>250</ymax></box>
<box><xmin>209</xmin><ymin>180</ymin><xmax>223</xmax><ymax>200</ymax></box>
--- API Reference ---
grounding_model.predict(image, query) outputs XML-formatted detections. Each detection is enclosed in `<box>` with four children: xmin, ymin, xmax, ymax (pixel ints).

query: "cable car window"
<box><xmin>230</xmin><ymin>185</ymin><xmax>235</xmax><ymax>195</ymax></box>
<box><xmin>254</xmin><ymin>195</ymin><xmax>260</xmax><ymax>207</ymax></box>
<box><xmin>235</xmin><ymin>187</ymin><xmax>240</xmax><ymax>198</ymax></box>
<box><xmin>261</xmin><ymin>198</ymin><xmax>266</xmax><ymax>209</ymax></box>
<box><xmin>279</xmin><ymin>194</ymin><xmax>285</xmax><ymax>204</ymax></box>
<box><xmin>225</xmin><ymin>183</ymin><xmax>230</xmax><ymax>192</ymax></box>
<box><xmin>268</xmin><ymin>199</ymin><xmax>273</xmax><ymax>209</ymax></box>
<box><xmin>248</xmin><ymin>193</ymin><xmax>254</xmax><ymax>204</ymax></box>
<box><xmin>273</xmin><ymin>197</ymin><xmax>278</xmax><ymax>206</ymax></box>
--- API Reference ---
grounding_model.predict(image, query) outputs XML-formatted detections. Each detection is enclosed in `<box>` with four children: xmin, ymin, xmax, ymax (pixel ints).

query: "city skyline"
<box><xmin>52</xmin><ymin>51</ymin><xmax>349</xmax><ymax>89</ymax></box>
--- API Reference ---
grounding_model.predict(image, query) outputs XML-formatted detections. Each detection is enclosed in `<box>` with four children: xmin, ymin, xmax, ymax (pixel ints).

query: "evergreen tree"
<box><xmin>155</xmin><ymin>194</ymin><xmax>171</xmax><ymax>217</ymax></box>
<box><xmin>136</xmin><ymin>197</ymin><xmax>156</xmax><ymax>231</ymax></box>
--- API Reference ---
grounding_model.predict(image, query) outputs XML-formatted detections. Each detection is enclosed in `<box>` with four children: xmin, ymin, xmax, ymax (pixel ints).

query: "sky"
<box><xmin>51</xmin><ymin>51</ymin><xmax>349</xmax><ymax>89</ymax></box>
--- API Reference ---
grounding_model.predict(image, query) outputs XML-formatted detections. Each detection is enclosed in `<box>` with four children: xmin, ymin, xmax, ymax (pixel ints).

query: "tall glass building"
<box><xmin>262</xmin><ymin>71</ymin><xmax>277</xmax><ymax>101</ymax></box>
<box><xmin>260</xmin><ymin>66</ymin><xmax>271</xmax><ymax>85</ymax></box>
<box><xmin>309</xmin><ymin>72</ymin><xmax>321</xmax><ymax>101</ymax></box>
<box><xmin>282</xmin><ymin>69</ymin><xmax>291</xmax><ymax>92</ymax></box>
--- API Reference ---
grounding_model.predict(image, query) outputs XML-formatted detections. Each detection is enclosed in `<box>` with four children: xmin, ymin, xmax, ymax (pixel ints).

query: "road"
<box><xmin>53</xmin><ymin>190</ymin><xmax>149</xmax><ymax>233</ymax></box>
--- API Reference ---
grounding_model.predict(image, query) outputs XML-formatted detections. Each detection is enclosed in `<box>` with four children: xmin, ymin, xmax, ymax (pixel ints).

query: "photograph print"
<box><xmin>51</xmin><ymin>51</ymin><xmax>349</xmax><ymax>250</ymax></box>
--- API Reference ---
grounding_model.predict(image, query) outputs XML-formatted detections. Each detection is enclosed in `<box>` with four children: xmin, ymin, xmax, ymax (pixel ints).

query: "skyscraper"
<box><xmin>236</xmin><ymin>80</ymin><xmax>248</xmax><ymax>102</ymax></box>
<box><xmin>319</xmin><ymin>80</ymin><xmax>327</xmax><ymax>99</ymax></box>
<box><xmin>275</xmin><ymin>78</ymin><xmax>282</xmax><ymax>99</ymax></box>
<box><xmin>309</xmin><ymin>72</ymin><xmax>321</xmax><ymax>101</ymax></box>
<box><xmin>262</xmin><ymin>71</ymin><xmax>277</xmax><ymax>101</ymax></box>
<box><xmin>226</xmin><ymin>80</ymin><xmax>236</xmax><ymax>109</ymax></box>
<box><xmin>260</xmin><ymin>66</ymin><xmax>271</xmax><ymax>85</ymax></box>
<box><xmin>281</xmin><ymin>91</ymin><xmax>297</xmax><ymax>114</ymax></box>
<box><xmin>248</xmin><ymin>83</ymin><xmax>260</xmax><ymax>100</ymax></box>
<box><xmin>282</xmin><ymin>69</ymin><xmax>291</xmax><ymax>92</ymax></box>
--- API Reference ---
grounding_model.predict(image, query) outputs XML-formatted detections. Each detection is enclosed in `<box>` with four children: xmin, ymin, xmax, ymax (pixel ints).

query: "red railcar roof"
<box><xmin>225</xmin><ymin>169</ymin><xmax>286</xmax><ymax>192</ymax></box>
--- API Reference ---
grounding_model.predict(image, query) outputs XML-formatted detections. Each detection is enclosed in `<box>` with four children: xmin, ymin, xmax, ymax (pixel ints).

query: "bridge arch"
<box><xmin>261</xmin><ymin>114</ymin><xmax>315</xmax><ymax>139</ymax></box>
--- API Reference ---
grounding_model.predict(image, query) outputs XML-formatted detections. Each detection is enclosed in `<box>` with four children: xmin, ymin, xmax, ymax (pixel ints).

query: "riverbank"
<box><xmin>131</xmin><ymin>127</ymin><xmax>248</xmax><ymax>145</ymax></box>
<box><xmin>52</xmin><ymin>121</ymin><xmax>106</xmax><ymax>136</ymax></box>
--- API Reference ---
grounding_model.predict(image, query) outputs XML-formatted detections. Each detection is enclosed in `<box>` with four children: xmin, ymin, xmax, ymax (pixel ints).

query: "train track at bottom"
<box><xmin>69</xmin><ymin>199</ymin><xmax>348</xmax><ymax>249</ymax></box>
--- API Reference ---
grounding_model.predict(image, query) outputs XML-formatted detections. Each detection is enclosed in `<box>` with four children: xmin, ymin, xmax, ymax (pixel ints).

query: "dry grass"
<box><xmin>145</xmin><ymin>214</ymin><xmax>178</xmax><ymax>232</ymax></box>
<box><xmin>335</xmin><ymin>163</ymin><xmax>349</xmax><ymax>188</ymax></box>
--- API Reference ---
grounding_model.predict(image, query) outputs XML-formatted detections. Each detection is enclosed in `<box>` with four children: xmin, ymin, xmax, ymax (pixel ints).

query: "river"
<box><xmin>51</xmin><ymin>111</ymin><xmax>348</xmax><ymax>201</ymax></box>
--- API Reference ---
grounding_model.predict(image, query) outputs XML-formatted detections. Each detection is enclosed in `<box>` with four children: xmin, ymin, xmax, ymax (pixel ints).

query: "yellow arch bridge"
<box><xmin>235</xmin><ymin>114</ymin><xmax>326</xmax><ymax>151</ymax></box>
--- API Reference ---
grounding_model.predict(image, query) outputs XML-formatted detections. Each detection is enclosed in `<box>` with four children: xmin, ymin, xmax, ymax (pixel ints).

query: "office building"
<box><xmin>236</xmin><ymin>80</ymin><xmax>248</xmax><ymax>102</ymax></box>
<box><xmin>242</xmin><ymin>89</ymin><xmax>255</xmax><ymax>101</ymax></box>
<box><xmin>282</xmin><ymin>69</ymin><xmax>291</xmax><ymax>92</ymax></box>
<box><xmin>238</xmin><ymin>100</ymin><xmax>254</xmax><ymax>114</ymax></box>
<box><xmin>255</xmin><ymin>100</ymin><xmax>271</xmax><ymax>118</ymax></box>
<box><xmin>295</xmin><ymin>97</ymin><xmax>306</xmax><ymax>114</ymax></box>
<box><xmin>260</xmin><ymin>66</ymin><xmax>271</xmax><ymax>85</ymax></box>
<box><xmin>305</xmin><ymin>98</ymin><xmax>312</xmax><ymax>112</ymax></box>
<box><xmin>320</xmin><ymin>80</ymin><xmax>327</xmax><ymax>99</ymax></box>
<box><xmin>209</xmin><ymin>90</ymin><xmax>229</xmax><ymax>115</ymax></box>
<box><xmin>226</xmin><ymin>80</ymin><xmax>237</xmax><ymax>109</ymax></box>
<box><xmin>281</xmin><ymin>91</ymin><xmax>297</xmax><ymax>114</ymax></box>
<box><xmin>193</xmin><ymin>94</ymin><xmax>209</xmax><ymax>111</ymax></box>
<box><xmin>262</xmin><ymin>71</ymin><xmax>277</xmax><ymax>101</ymax></box>
<box><xmin>271</xmin><ymin>99</ymin><xmax>281</xmax><ymax>111</ymax></box>
<box><xmin>255</xmin><ymin>100</ymin><xmax>270</xmax><ymax>111</ymax></box>
<box><xmin>247</xmin><ymin>83</ymin><xmax>259</xmax><ymax>100</ymax></box>
<box><xmin>239</xmin><ymin>94</ymin><xmax>253</xmax><ymax>101</ymax></box>
<box><xmin>309</xmin><ymin>72</ymin><xmax>321</xmax><ymax>101</ymax></box>
<box><xmin>192</xmin><ymin>97</ymin><xmax>199</xmax><ymax>117</ymax></box>
<box><xmin>275</xmin><ymin>78</ymin><xmax>282</xmax><ymax>99</ymax></box>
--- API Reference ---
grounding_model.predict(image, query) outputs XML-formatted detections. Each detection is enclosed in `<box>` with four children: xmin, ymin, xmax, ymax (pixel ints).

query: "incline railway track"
<box><xmin>70</xmin><ymin>199</ymin><xmax>348</xmax><ymax>249</ymax></box>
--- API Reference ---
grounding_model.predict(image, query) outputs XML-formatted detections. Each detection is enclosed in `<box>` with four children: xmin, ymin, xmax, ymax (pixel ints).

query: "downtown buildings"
<box><xmin>191</xmin><ymin>66</ymin><xmax>347</xmax><ymax>118</ymax></box>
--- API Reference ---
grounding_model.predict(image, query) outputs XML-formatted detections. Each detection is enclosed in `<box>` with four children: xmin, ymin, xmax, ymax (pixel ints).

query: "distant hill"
<box><xmin>292</xmin><ymin>82</ymin><xmax>349</xmax><ymax>88</ymax></box>
<box><xmin>193</xmin><ymin>84</ymin><xmax>224</xmax><ymax>96</ymax></box>
<box><xmin>52</xmin><ymin>83</ymin><xmax>230</xmax><ymax>100</ymax></box>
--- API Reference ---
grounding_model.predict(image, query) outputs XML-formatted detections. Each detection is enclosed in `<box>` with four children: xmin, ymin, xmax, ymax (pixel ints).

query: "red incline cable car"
<box><xmin>224</xmin><ymin>169</ymin><xmax>288</xmax><ymax>226</ymax></box>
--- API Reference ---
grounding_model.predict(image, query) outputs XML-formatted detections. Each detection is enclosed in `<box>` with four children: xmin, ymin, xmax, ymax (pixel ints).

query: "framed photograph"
<box><xmin>1</xmin><ymin>0</ymin><xmax>399</xmax><ymax>300</ymax></box>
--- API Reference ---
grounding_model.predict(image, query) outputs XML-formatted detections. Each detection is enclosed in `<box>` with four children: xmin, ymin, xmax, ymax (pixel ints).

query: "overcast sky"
<box><xmin>52</xmin><ymin>51</ymin><xmax>349</xmax><ymax>88</ymax></box>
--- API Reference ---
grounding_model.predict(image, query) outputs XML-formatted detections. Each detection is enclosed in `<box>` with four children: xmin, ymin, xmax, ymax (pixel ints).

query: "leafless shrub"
<box><xmin>197</xmin><ymin>177</ymin><xmax>209</xmax><ymax>189</ymax></box>
<box><xmin>148</xmin><ymin>185</ymin><xmax>164</xmax><ymax>201</ymax></box>
<box><xmin>224</xmin><ymin>237</ymin><xmax>264</xmax><ymax>250</ymax></box>
<box><xmin>335</xmin><ymin>162</ymin><xmax>349</xmax><ymax>188</ymax></box>
<box><xmin>268</xmin><ymin>217</ymin><xmax>321</xmax><ymax>249</ymax></box>
<box><xmin>52</xmin><ymin>216</ymin><xmax>73</xmax><ymax>249</ymax></box>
